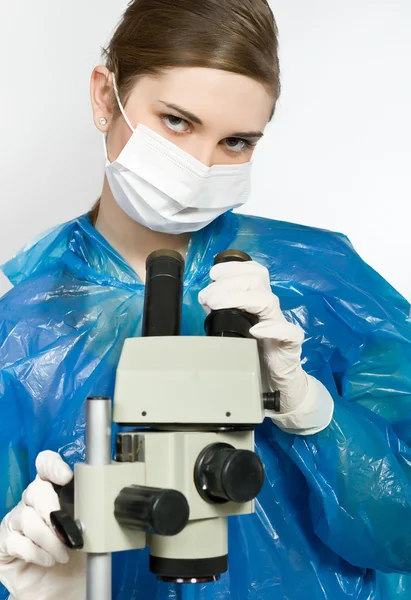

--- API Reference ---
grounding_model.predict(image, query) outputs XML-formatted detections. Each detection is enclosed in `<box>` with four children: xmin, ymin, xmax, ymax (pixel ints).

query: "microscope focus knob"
<box><xmin>50</xmin><ymin>479</ymin><xmax>84</xmax><ymax>550</ymax></box>
<box><xmin>195</xmin><ymin>443</ymin><xmax>264</xmax><ymax>504</ymax></box>
<box><xmin>115</xmin><ymin>486</ymin><xmax>190</xmax><ymax>536</ymax></box>
<box><xmin>204</xmin><ymin>250</ymin><xmax>259</xmax><ymax>338</ymax></box>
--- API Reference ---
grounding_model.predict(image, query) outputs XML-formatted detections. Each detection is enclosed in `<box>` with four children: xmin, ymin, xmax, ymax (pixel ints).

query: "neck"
<box><xmin>95</xmin><ymin>178</ymin><xmax>190</xmax><ymax>281</ymax></box>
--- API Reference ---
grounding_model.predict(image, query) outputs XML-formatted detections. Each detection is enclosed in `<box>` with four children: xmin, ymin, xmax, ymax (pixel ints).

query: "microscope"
<box><xmin>51</xmin><ymin>249</ymin><xmax>280</xmax><ymax>600</ymax></box>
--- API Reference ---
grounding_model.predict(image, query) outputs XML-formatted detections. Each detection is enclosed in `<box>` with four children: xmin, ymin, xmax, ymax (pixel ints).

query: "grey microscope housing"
<box><xmin>52</xmin><ymin>249</ymin><xmax>276</xmax><ymax>599</ymax></box>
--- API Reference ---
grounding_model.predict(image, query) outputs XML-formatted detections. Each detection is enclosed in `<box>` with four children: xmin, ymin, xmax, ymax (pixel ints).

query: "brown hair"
<box><xmin>90</xmin><ymin>0</ymin><xmax>280</xmax><ymax>224</ymax></box>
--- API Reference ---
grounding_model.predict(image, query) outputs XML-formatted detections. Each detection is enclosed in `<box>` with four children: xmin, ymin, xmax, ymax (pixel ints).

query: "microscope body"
<box><xmin>51</xmin><ymin>249</ymin><xmax>276</xmax><ymax>598</ymax></box>
<box><xmin>74</xmin><ymin>335</ymin><xmax>265</xmax><ymax>581</ymax></box>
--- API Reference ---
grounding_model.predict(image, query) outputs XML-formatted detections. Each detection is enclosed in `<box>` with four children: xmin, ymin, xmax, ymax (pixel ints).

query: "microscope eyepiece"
<box><xmin>142</xmin><ymin>249</ymin><xmax>185</xmax><ymax>337</ymax></box>
<box><xmin>211</xmin><ymin>249</ymin><xmax>252</xmax><ymax>264</ymax></box>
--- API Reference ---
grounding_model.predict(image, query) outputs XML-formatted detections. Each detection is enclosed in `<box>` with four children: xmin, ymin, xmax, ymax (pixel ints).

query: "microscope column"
<box><xmin>86</xmin><ymin>397</ymin><xmax>113</xmax><ymax>600</ymax></box>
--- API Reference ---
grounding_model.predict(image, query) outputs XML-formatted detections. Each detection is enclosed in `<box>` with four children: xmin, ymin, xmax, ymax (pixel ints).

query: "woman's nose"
<box><xmin>188</xmin><ymin>141</ymin><xmax>216</xmax><ymax>167</ymax></box>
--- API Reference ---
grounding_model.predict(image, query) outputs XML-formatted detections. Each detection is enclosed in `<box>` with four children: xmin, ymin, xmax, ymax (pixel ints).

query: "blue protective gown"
<box><xmin>1</xmin><ymin>211</ymin><xmax>411</xmax><ymax>600</ymax></box>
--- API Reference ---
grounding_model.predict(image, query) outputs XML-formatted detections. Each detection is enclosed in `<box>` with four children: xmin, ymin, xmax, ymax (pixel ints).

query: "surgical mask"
<box><xmin>103</xmin><ymin>76</ymin><xmax>252</xmax><ymax>234</ymax></box>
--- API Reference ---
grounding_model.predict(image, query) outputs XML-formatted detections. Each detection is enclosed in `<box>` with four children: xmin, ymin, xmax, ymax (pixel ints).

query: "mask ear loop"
<box><xmin>103</xmin><ymin>73</ymin><xmax>136</xmax><ymax>164</ymax></box>
<box><xmin>112</xmin><ymin>73</ymin><xmax>135</xmax><ymax>133</ymax></box>
<box><xmin>102</xmin><ymin>133</ymin><xmax>110</xmax><ymax>163</ymax></box>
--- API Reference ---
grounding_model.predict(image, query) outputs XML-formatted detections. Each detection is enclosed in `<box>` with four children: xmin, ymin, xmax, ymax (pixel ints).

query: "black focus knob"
<box><xmin>50</xmin><ymin>511</ymin><xmax>84</xmax><ymax>550</ymax></box>
<box><xmin>194</xmin><ymin>443</ymin><xmax>265</xmax><ymax>504</ymax></box>
<box><xmin>204</xmin><ymin>250</ymin><xmax>259</xmax><ymax>338</ymax></box>
<box><xmin>114</xmin><ymin>486</ymin><xmax>189</xmax><ymax>536</ymax></box>
<box><xmin>50</xmin><ymin>479</ymin><xmax>84</xmax><ymax>550</ymax></box>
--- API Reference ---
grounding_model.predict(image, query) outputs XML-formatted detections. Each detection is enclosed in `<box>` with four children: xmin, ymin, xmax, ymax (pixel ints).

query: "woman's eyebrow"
<box><xmin>158</xmin><ymin>101</ymin><xmax>264</xmax><ymax>138</ymax></box>
<box><xmin>159</xmin><ymin>101</ymin><xmax>203</xmax><ymax>125</ymax></box>
<box><xmin>230</xmin><ymin>131</ymin><xmax>264</xmax><ymax>139</ymax></box>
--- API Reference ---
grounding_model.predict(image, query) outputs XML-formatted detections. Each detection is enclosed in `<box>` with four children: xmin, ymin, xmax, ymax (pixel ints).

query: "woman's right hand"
<box><xmin>0</xmin><ymin>451</ymin><xmax>86</xmax><ymax>600</ymax></box>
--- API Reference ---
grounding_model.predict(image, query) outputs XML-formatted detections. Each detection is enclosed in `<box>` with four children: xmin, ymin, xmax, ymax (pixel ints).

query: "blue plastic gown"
<box><xmin>1</xmin><ymin>211</ymin><xmax>411</xmax><ymax>600</ymax></box>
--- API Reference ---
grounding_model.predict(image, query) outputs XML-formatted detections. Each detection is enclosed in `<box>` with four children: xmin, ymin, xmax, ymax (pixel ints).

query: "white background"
<box><xmin>1</xmin><ymin>1</ymin><xmax>410</xmax><ymax>299</ymax></box>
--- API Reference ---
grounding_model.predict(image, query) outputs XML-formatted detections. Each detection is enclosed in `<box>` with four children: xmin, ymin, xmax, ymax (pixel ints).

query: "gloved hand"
<box><xmin>199</xmin><ymin>260</ymin><xmax>334</xmax><ymax>435</ymax></box>
<box><xmin>0</xmin><ymin>451</ymin><xmax>86</xmax><ymax>600</ymax></box>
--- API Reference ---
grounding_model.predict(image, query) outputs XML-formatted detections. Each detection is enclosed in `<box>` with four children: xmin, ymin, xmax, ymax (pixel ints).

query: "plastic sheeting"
<box><xmin>1</xmin><ymin>212</ymin><xmax>411</xmax><ymax>599</ymax></box>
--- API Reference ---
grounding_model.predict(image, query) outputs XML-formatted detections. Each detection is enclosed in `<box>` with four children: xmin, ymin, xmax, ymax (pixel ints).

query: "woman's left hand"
<box><xmin>199</xmin><ymin>260</ymin><xmax>334</xmax><ymax>435</ymax></box>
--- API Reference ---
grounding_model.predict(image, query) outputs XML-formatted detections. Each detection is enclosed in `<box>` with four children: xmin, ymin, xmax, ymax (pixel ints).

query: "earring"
<box><xmin>99</xmin><ymin>117</ymin><xmax>107</xmax><ymax>126</ymax></box>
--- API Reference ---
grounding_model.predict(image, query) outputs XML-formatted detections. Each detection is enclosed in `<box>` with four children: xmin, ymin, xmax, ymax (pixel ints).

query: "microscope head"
<box><xmin>51</xmin><ymin>249</ymin><xmax>269</xmax><ymax>589</ymax></box>
<box><xmin>111</xmin><ymin>249</ymin><xmax>266</xmax><ymax>583</ymax></box>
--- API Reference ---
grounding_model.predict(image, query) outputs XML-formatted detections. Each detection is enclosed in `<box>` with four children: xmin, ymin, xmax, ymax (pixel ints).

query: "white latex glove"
<box><xmin>199</xmin><ymin>261</ymin><xmax>334</xmax><ymax>435</ymax></box>
<box><xmin>0</xmin><ymin>451</ymin><xmax>86</xmax><ymax>600</ymax></box>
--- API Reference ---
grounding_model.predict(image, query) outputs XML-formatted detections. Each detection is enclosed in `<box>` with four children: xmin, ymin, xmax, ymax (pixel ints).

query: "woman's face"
<box><xmin>93</xmin><ymin>67</ymin><xmax>274</xmax><ymax>167</ymax></box>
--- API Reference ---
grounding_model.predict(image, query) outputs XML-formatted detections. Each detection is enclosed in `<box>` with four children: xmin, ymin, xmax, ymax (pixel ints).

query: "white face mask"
<box><xmin>103</xmin><ymin>76</ymin><xmax>252</xmax><ymax>234</ymax></box>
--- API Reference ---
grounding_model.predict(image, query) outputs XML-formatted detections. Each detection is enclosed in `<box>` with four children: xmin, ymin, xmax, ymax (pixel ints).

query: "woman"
<box><xmin>0</xmin><ymin>1</ymin><xmax>411</xmax><ymax>599</ymax></box>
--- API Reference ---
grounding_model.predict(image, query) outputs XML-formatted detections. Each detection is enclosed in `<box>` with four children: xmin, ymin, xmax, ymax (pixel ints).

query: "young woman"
<box><xmin>0</xmin><ymin>1</ymin><xmax>410</xmax><ymax>599</ymax></box>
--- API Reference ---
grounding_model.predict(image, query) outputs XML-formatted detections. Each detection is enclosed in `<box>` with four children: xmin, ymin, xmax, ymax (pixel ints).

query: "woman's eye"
<box><xmin>223</xmin><ymin>138</ymin><xmax>252</xmax><ymax>153</ymax></box>
<box><xmin>162</xmin><ymin>114</ymin><xmax>190</xmax><ymax>133</ymax></box>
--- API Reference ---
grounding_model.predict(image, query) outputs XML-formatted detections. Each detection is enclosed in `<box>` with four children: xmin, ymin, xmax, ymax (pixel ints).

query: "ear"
<box><xmin>90</xmin><ymin>66</ymin><xmax>114</xmax><ymax>132</ymax></box>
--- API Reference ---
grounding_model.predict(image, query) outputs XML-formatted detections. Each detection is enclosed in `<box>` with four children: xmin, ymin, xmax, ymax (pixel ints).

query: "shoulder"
<box><xmin>234</xmin><ymin>213</ymin><xmax>369</xmax><ymax>291</ymax></box>
<box><xmin>236</xmin><ymin>213</ymin><xmax>354</xmax><ymax>256</ymax></box>
<box><xmin>1</xmin><ymin>218</ymin><xmax>82</xmax><ymax>287</ymax></box>
<box><xmin>0</xmin><ymin>267</ymin><xmax>139</xmax><ymax>374</ymax></box>
<box><xmin>0</xmin><ymin>214</ymin><xmax>142</xmax><ymax>372</ymax></box>
<box><xmin>234</xmin><ymin>213</ymin><xmax>411</xmax><ymax>338</ymax></box>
